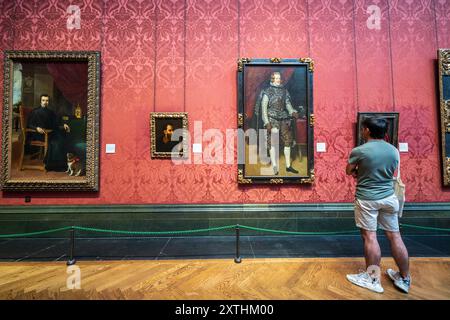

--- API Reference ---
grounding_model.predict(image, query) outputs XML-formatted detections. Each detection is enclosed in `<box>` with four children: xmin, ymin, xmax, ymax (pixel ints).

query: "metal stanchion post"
<box><xmin>234</xmin><ymin>224</ymin><xmax>242</xmax><ymax>263</ymax></box>
<box><xmin>67</xmin><ymin>227</ymin><xmax>76</xmax><ymax>266</ymax></box>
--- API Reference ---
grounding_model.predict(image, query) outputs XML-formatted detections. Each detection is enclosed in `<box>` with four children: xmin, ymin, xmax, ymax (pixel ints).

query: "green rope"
<box><xmin>0</xmin><ymin>223</ymin><xmax>448</xmax><ymax>238</ymax></box>
<box><xmin>0</xmin><ymin>226</ymin><xmax>72</xmax><ymax>238</ymax></box>
<box><xmin>239</xmin><ymin>225</ymin><xmax>360</xmax><ymax>235</ymax></box>
<box><xmin>400</xmin><ymin>223</ymin><xmax>450</xmax><ymax>232</ymax></box>
<box><xmin>73</xmin><ymin>225</ymin><xmax>236</xmax><ymax>235</ymax></box>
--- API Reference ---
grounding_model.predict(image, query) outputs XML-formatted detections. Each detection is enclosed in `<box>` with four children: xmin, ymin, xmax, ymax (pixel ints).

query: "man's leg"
<box><xmin>347</xmin><ymin>200</ymin><xmax>384</xmax><ymax>293</ymax></box>
<box><xmin>269</xmin><ymin>127</ymin><xmax>279</xmax><ymax>174</ymax></box>
<box><xmin>384</xmin><ymin>230</ymin><xmax>410</xmax><ymax>278</ymax></box>
<box><xmin>281</xmin><ymin>120</ymin><xmax>298</xmax><ymax>173</ymax></box>
<box><xmin>360</xmin><ymin>229</ymin><xmax>381</xmax><ymax>269</ymax></box>
<box><xmin>269</xmin><ymin>146</ymin><xmax>277</xmax><ymax>168</ymax></box>
<box><xmin>284</xmin><ymin>146</ymin><xmax>291</xmax><ymax>167</ymax></box>
<box><xmin>378</xmin><ymin>195</ymin><xmax>411</xmax><ymax>292</ymax></box>
<box><xmin>346</xmin><ymin>227</ymin><xmax>384</xmax><ymax>293</ymax></box>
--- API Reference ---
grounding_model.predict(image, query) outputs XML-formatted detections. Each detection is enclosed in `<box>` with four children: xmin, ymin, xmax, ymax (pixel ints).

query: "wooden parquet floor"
<box><xmin>0</xmin><ymin>257</ymin><xmax>449</xmax><ymax>300</ymax></box>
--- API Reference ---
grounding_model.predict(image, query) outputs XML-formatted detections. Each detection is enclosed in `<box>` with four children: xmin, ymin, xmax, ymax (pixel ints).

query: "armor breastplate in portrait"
<box><xmin>264</xmin><ymin>86</ymin><xmax>289</xmax><ymax>120</ymax></box>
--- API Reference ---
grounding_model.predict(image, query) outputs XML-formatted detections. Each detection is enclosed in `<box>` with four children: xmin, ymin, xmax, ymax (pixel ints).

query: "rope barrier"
<box><xmin>0</xmin><ymin>223</ymin><xmax>448</xmax><ymax>238</ymax></box>
<box><xmin>73</xmin><ymin>225</ymin><xmax>236</xmax><ymax>235</ymax></box>
<box><xmin>239</xmin><ymin>225</ymin><xmax>360</xmax><ymax>235</ymax></box>
<box><xmin>1</xmin><ymin>222</ymin><xmax>448</xmax><ymax>266</ymax></box>
<box><xmin>0</xmin><ymin>226</ymin><xmax>72</xmax><ymax>238</ymax></box>
<box><xmin>399</xmin><ymin>223</ymin><xmax>450</xmax><ymax>232</ymax></box>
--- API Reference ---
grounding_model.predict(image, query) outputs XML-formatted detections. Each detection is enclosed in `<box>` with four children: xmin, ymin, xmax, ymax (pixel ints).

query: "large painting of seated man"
<box><xmin>1</xmin><ymin>51</ymin><xmax>100</xmax><ymax>191</ymax></box>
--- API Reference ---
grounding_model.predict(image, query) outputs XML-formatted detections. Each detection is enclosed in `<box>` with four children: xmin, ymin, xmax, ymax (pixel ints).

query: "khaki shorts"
<box><xmin>354</xmin><ymin>194</ymin><xmax>400</xmax><ymax>232</ymax></box>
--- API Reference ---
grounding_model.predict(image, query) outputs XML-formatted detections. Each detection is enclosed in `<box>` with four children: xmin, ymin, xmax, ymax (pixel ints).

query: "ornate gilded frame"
<box><xmin>1</xmin><ymin>50</ymin><xmax>100</xmax><ymax>191</ymax></box>
<box><xmin>237</xmin><ymin>58</ymin><xmax>314</xmax><ymax>184</ymax></box>
<box><xmin>356</xmin><ymin>112</ymin><xmax>399</xmax><ymax>147</ymax></box>
<box><xmin>438</xmin><ymin>49</ymin><xmax>450</xmax><ymax>186</ymax></box>
<box><xmin>150</xmin><ymin>112</ymin><xmax>188</xmax><ymax>158</ymax></box>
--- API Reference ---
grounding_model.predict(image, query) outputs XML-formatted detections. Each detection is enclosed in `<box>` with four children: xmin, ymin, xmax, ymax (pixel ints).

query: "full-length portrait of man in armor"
<box><xmin>253</xmin><ymin>71</ymin><xmax>300</xmax><ymax>175</ymax></box>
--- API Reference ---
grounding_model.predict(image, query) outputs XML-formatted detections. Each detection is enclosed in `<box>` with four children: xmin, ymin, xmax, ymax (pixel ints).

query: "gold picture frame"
<box><xmin>1</xmin><ymin>50</ymin><xmax>100</xmax><ymax>192</ymax></box>
<box><xmin>237</xmin><ymin>58</ymin><xmax>314</xmax><ymax>184</ymax></box>
<box><xmin>438</xmin><ymin>49</ymin><xmax>450</xmax><ymax>186</ymax></box>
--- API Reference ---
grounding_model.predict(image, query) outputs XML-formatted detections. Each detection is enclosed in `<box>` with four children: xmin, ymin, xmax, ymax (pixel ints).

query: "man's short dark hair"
<box><xmin>362</xmin><ymin>117</ymin><xmax>387</xmax><ymax>139</ymax></box>
<box><xmin>40</xmin><ymin>94</ymin><xmax>49</xmax><ymax>100</ymax></box>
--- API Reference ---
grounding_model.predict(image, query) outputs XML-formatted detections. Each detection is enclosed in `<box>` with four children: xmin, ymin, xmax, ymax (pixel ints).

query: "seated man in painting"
<box><xmin>26</xmin><ymin>94</ymin><xmax>70</xmax><ymax>171</ymax></box>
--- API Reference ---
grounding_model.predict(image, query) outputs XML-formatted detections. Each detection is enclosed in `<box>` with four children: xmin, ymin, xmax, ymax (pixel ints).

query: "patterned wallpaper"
<box><xmin>1</xmin><ymin>0</ymin><xmax>450</xmax><ymax>204</ymax></box>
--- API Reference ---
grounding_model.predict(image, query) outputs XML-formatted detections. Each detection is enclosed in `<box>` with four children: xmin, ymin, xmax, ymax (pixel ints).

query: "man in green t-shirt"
<box><xmin>345</xmin><ymin>117</ymin><xmax>411</xmax><ymax>294</ymax></box>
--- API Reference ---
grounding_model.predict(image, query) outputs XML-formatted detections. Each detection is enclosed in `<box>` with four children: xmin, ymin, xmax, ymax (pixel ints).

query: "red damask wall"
<box><xmin>1</xmin><ymin>0</ymin><xmax>450</xmax><ymax>204</ymax></box>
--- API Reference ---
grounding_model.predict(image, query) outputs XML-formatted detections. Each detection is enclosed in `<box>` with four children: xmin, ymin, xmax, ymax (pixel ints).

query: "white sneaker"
<box><xmin>346</xmin><ymin>271</ymin><xmax>384</xmax><ymax>293</ymax></box>
<box><xmin>386</xmin><ymin>268</ymin><xmax>411</xmax><ymax>294</ymax></box>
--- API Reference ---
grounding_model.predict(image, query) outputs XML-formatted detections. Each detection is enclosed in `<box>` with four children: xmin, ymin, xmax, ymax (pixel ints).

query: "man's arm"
<box><xmin>285</xmin><ymin>95</ymin><xmax>299</xmax><ymax>119</ymax></box>
<box><xmin>26</xmin><ymin>110</ymin><xmax>45</xmax><ymax>133</ymax></box>
<box><xmin>51</xmin><ymin>109</ymin><xmax>70</xmax><ymax>133</ymax></box>
<box><xmin>347</xmin><ymin>148</ymin><xmax>359</xmax><ymax>177</ymax></box>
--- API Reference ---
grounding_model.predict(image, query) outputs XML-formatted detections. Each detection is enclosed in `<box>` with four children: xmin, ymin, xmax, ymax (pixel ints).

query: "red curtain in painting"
<box><xmin>46</xmin><ymin>63</ymin><xmax>88</xmax><ymax>114</ymax></box>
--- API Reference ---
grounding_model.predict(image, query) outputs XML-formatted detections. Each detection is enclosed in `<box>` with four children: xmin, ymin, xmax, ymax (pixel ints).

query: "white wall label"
<box><xmin>399</xmin><ymin>143</ymin><xmax>408</xmax><ymax>152</ymax></box>
<box><xmin>316</xmin><ymin>142</ymin><xmax>326</xmax><ymax>153</ymax></box>
<box><xmin>105</xmin><ymin>144</ymin><xmax>116</xmax><ymax>154</ymax></box>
